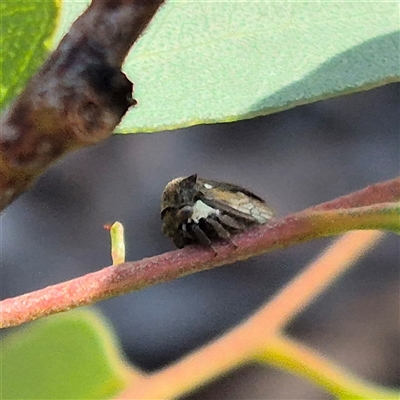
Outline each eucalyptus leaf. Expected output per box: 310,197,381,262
1,310,133,399
0,1,59,110
54,1,400,133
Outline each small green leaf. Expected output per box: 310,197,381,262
105,221,126,265
1,309,135,399
54,1,400,133
0,1,60,110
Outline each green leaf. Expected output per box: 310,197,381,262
0,1,60,110
54,1,400,133
108,221,126,265
1,309,135,399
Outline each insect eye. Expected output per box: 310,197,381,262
161,207,174,219
177,205,193,222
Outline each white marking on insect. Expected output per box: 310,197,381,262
203,183,213,189
189,200,219,223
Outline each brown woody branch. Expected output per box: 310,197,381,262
0,0,165,211
0,177,398,328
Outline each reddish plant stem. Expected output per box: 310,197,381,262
0,0,165,211
311,176,400,210
0,177,398,328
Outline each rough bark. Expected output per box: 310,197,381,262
0,0,165,211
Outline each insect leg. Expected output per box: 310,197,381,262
173,231,188,249
206,218,238,249
189,224,212,247
218,214,246,231
206,218,230,239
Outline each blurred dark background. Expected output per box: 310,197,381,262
1,83,399,399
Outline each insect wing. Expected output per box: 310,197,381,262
200,185,274,225
197,178,266,203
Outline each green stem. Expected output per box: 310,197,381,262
307,202,400,235
257,335,399,399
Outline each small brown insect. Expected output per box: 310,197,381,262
161,174,274,248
